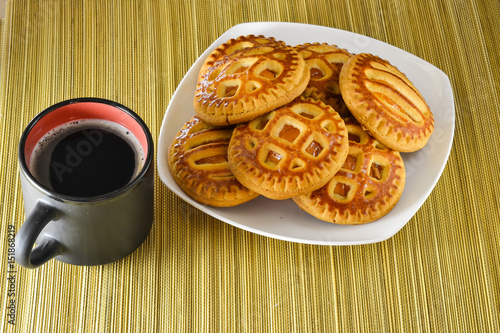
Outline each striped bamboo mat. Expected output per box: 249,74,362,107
0,0,499,331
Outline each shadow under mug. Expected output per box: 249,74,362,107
15,98,154,269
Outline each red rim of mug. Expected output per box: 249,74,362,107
19,98,154,201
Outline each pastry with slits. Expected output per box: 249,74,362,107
168,116,259,207
194,35,310,126
228,97,348,200
339,53,434,152
295,43,353,117
293,118,405,224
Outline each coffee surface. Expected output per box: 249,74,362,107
49,129,135,196
30,119,144,197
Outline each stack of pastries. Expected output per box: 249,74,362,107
168,35,434,225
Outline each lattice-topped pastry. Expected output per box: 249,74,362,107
194,35,310,126
198,35,286,81
168,116,259,207
339,53,434,152
295,43,353,117
228,97,348,200
293,118,405,224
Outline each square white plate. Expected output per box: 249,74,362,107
157,22,455,245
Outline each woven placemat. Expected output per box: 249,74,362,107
0,0,498,331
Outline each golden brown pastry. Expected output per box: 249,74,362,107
194,35,310,126
168,116,259,207
293,118,405,224
295,43,353,117
228,97,348,200
198,35,286,82
339,53,434,152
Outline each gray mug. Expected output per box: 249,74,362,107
15,98,154,269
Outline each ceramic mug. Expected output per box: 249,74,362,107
15,98,154,269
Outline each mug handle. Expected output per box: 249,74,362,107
15,201,64,269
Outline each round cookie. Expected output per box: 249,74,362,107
168,116,259,207
198,35,286,82
339,53,434,152
194,35,310,126
228,97,348,200
293,118,406,224
295,43,353,118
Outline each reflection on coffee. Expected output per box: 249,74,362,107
30,119,144,197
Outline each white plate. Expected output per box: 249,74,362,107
157,22,455,245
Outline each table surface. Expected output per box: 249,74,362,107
0,0,499,331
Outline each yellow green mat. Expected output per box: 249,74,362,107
0,0,499,331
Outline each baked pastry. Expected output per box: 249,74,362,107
339,53,434,152
295,43,353,117
194,35,310,126
168,116,259,207
293,118,405,224
228,97,348,200
197,35,286,82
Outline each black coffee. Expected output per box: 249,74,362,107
49,129,135,196
30,120,144,197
